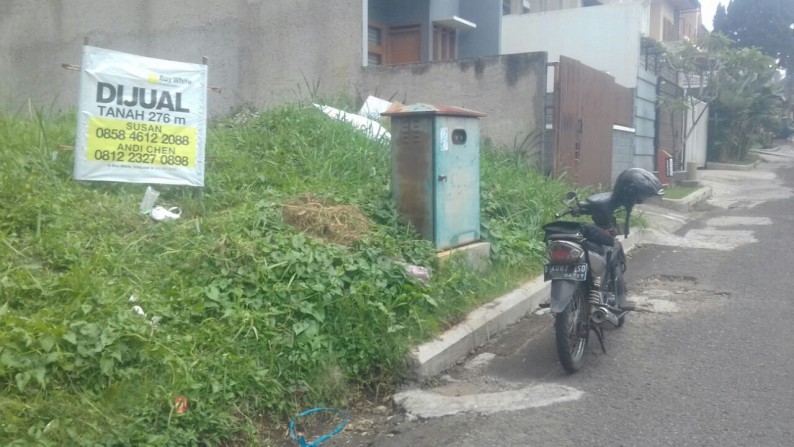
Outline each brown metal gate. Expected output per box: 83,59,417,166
550,56,633,188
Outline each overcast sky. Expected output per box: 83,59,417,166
699,0,728,30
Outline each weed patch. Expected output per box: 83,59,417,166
663,186,699,199
1,103,572,445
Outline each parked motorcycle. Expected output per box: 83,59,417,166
541,168,663,373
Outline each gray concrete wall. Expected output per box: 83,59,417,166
612,128,635,183
359,52,548,151
2,1,547,151
0,0,364,115
459,0,502,59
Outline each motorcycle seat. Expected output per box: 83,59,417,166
585,192,612,205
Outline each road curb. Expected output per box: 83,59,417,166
406,228,646,382
661,185,713,212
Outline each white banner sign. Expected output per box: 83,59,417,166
74,46,207,186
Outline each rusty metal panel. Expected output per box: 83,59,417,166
552,56,619,188
382,103,486,118
391,116,434,240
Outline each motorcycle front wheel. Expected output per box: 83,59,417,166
554,284,589,373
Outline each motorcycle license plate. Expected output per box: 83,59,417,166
544,264,588,281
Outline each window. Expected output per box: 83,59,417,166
367,21,423,66
368,22,386,65
433,25,456,61
389,24,422,65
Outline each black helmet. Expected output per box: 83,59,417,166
611,168,664,237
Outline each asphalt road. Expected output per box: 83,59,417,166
359,158,794,446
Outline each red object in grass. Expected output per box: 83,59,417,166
174,395,188,414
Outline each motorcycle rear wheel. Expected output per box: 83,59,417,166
554,285,588,373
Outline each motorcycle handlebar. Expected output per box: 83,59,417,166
554,208,574,219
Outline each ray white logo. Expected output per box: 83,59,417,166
147,73,193,86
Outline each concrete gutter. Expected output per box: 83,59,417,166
405,202,695,381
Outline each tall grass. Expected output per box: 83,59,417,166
0,103,572,446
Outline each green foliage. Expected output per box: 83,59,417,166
0,104,571,445
713,0,794,72
709,47,785,161
480,150,569,268
662,186,699,200
659,33,785,163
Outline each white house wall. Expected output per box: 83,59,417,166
648,0,676,41
684,101,708,168
501,2,645,88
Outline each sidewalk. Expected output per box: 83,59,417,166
404,142,794,381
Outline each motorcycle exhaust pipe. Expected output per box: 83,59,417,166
591,306,619,326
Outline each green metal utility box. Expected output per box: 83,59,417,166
382,104,485,251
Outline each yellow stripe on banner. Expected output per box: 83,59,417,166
87,117,197,168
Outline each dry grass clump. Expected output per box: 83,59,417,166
282,193,371,246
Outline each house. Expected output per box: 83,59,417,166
365,0,502,65
3,0,709,176
501,0,708,178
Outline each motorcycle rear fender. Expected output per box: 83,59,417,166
550,280,579,313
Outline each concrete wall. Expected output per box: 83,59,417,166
0,0,364,115
2,1,547,150
458,0,502,59
501,2,644,88
649,0,676,41
359,52,548,151
612,127,636,183
526,0,581,12
684,101,708,168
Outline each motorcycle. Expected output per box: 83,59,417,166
541,168,663,373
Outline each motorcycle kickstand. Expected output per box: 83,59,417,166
591,325,607,354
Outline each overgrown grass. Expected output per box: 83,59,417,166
663,185,699,199
0,104,572,446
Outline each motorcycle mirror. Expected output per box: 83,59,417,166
562,192,577,205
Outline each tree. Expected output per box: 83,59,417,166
709,47,785,161
712,0,794,72
712,0,793,140
712,4,728,32
660,34,785,163
656,34,730,165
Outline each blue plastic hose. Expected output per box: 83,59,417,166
289,407,350,447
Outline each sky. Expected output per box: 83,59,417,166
699,0,728,31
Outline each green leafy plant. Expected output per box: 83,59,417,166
0,103,573,446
